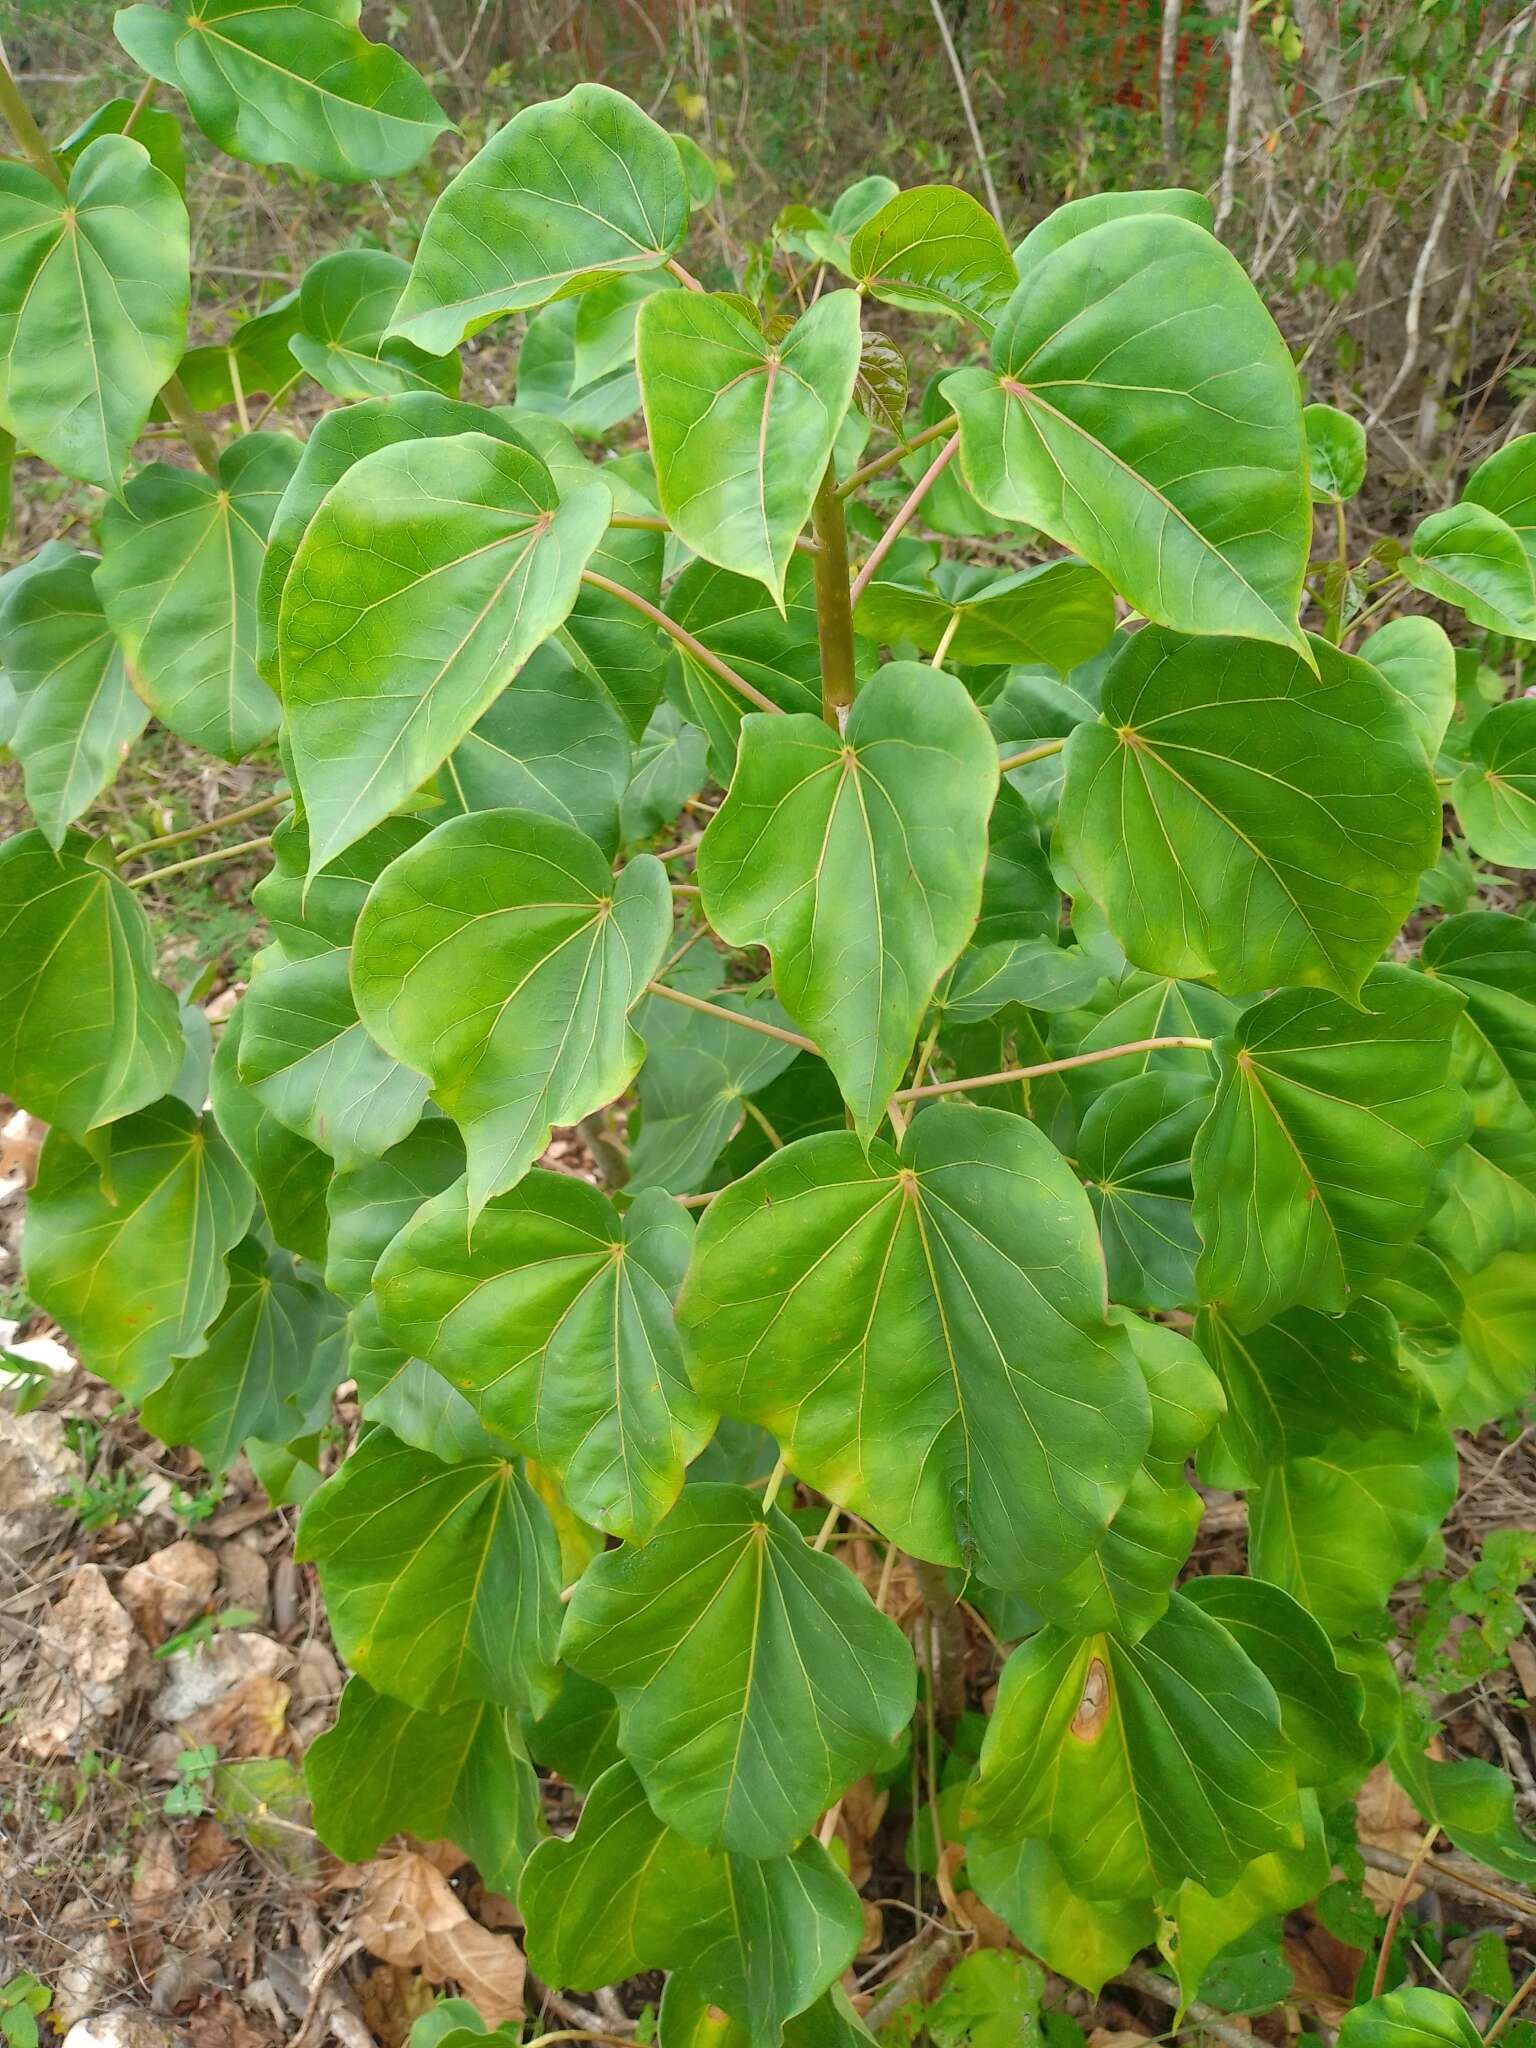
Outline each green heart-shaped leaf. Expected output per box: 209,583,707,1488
1,541,147,846
520,1760,862,2048
847,185,1018,329
295,1427,561,1711
1303,401,1367,502
1060,629,1441,999
698,663,996,1133
1200,1299,1424,1480
1358,614,1455,759
0,831,183,1137
0,136,187,492
390,84,687,354
966,1588,1298,1898
1249,1423,1458,1638
562,1482,915,1856
1463,432,1536,575
854,558,1115,672
1192,967,1468,1329
1403,503,1536,639
281,431,611,871
306,1675,540,1894
97,431,300,759
375,1172,710,1541
352,809,672,1211
324,1114,465,1305
113,0,448,182
639,289,861,601
943,214,1310,653
1078,1072,1211,1310
289,248,459,400
677,1105,1151,1598
141,1235,339,1470
1453,699,1536,865
25,1097,253,1398
239,951,430,1171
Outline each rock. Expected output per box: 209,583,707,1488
19,1564,148,1758
154,1631,288,1726
62,2013,186,2048
216,1538,269,1626
120,1542,218,1647
0,1408,78,1552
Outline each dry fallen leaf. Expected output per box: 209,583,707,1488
356,1962,438,2048
1356,1758,1432,1907
354,1851,525,2026
1284,1923,1364,2023
120,1540,219,1646
190,1673,291,1758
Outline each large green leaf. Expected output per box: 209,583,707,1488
1455,1251,1536,1429
1249,1423,1459,1638
965,1589,1297,1899
1078,1073,1211,1311
965,1835,1155,1998
1164,1794,1329,2014
627,980,800,1195
1337,1990,1483,2048
677,1105,1151,1599
281,431,610,872
437,642,631,857
390,84,688,354
698,664,996,1134
562,1482,914,1856
0,543,148,845
113,0,448,182
639,289,862,601
256,392,516,682
846,185,1018,329
0,831,183,1137
1421,912,1536,1109
853,559,1115,672
1013,188,1213,271
663,555,824,773
943,214,1310,653
351,810,671,1212
252,808,428,962
1402,504,1536,640
288,249,458,400
1047,1314,1224,1640
1180,1576,1371,1789
97,431,299,759
141,1236,338,1470
1463,432,1536,574
1191,968,1467,1328
209,1008,330,1263
1200,1300,1423,1482
520,1760,862,2048
306,1675,540,1894
58,96,187,189
1060,629,1441,1000
324,1115,464,1305
374,1172,711,1541
25,1097,252,1399
0,136,187,492
1452,700,1536,865
294,1427,560,1712
1358,615,1456,759
239,950,429,1171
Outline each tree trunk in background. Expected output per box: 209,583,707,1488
1158,0,1182,174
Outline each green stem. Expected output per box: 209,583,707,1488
126,835,272,889
740,1095,784,1149
836,413,958,498
892,1034,1213,1103
119,790,287,860
580,570,780,715
810,459,858,727
848,433,959,605
0,51,67,192
997,736,1065,773
645,979,819,1053
157,374,222,479
120,76,157,139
